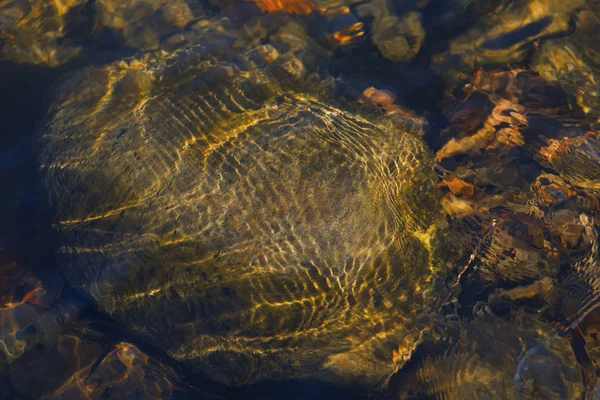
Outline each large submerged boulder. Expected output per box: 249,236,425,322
40,18,451,387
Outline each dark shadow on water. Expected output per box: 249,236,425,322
0,61,64,267
229,379,370,400
481,16,553,50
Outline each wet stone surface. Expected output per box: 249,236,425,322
40,17,452,386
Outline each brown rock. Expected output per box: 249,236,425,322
441,177,476,197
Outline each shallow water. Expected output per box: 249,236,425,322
1,1,599,399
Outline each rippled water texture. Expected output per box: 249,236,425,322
1,1,600,399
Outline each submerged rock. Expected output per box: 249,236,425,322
40,18,453,387
431,0,583,87
531,6,600,126
0,0,212,66
515,338,584,400
9,335,183,399
0,0,85,66
371,10,424,63
390,311,583,400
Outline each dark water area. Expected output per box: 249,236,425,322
1,1,600,399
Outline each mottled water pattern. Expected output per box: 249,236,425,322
1,0,600,399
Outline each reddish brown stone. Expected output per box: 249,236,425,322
441,177,476,197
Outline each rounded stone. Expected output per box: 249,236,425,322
41,36,449,386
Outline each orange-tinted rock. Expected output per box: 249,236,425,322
329,22,364,46
358,86,427,136
441,177,476,197
491,276,557,303
436,121,525,163
440,192,506,220
362,86,396,105
250,0,319,15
